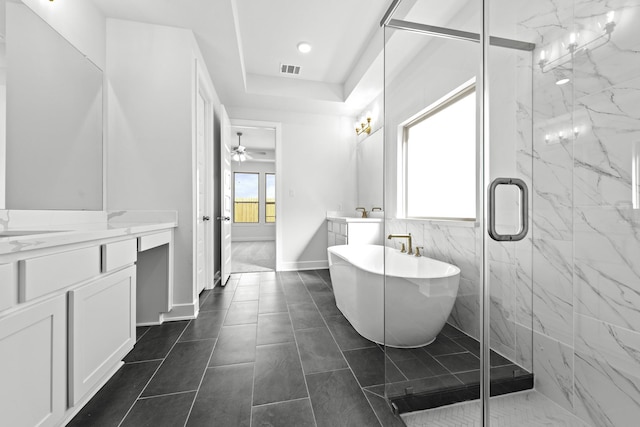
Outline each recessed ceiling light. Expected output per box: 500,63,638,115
297,42,312,54
556,78,570,86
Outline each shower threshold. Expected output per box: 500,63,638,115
368,323,534,415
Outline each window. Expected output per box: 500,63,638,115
403,84,476,220
265,173,276,223
233,173,259,223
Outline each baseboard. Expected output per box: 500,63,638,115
232,237,276,242
162,301,198,322
278,259,329,271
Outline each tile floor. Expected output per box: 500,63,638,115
68,269,531,427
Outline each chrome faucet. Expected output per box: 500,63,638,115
388,233,412,255
356,207,368,218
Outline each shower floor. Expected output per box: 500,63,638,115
365,323,533,415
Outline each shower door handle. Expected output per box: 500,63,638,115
487,177,529,242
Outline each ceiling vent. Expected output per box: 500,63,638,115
280,64,301,75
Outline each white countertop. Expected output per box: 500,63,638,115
0,210,177,256
326,216,384,223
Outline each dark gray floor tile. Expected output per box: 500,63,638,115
307,286,333,300
277,271,301,282
306,369,380,427
136,326,151,342
142,339,215,397
313,295,342,318
282,283,313,304
295,327,348,374
224,301,259,325
198,289,212,307
258,293,288,314
325,314,376,351
68,360,161,427
343,347,405,387
423,335,466,357
233,285,260,301
395,357,441,381
407,349,449,376
298,270,325,284
257,312,294,345
238,274,261,285
364,390,405,427
455,364,529,386
187,364,253,427
453,335,480,356
253,342,307,405
251,398,316,427
179,310,226,342
440,322,468,339
435,351,480,374
210,324,257,366
200,292,234,311
288,302,325,330
490,350,513,367
383,346,419,363
259,280,284,295
124,321,188,362
121,391,195,427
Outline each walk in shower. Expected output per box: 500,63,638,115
376,0,640,425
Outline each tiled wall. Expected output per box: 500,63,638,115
516,0,640,425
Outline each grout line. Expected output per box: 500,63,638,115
138,389,198,400
116,353,166,427
183,279,242,426
285,270,319,427
135,326,152,343
302,277,383,426
251,396,310,409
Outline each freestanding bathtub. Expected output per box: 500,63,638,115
327,244,460,348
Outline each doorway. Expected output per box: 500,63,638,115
228,120,280,273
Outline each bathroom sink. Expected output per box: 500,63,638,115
0,230,65,237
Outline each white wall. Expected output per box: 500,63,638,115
231,160,276,241
228,106,357,270
21,0,106,69
106,19,218,311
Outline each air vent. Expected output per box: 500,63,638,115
280,64,301,75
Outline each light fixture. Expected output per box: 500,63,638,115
355,116,372,136
232,132,250,162
297,42,312,54
538,10,616,75
556,77,571,85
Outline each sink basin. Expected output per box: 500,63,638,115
0,230,65,237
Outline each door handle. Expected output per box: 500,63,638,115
202,216,211,221
216,216,231,222
488,177,529,242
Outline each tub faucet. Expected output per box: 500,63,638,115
388,233,412,255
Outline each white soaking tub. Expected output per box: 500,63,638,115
327,245,460,348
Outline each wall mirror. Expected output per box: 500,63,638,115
0,0,103,210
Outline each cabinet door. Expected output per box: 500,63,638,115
336,234,348,246
328,231,336,247
0,295,66,427
68,266,136,405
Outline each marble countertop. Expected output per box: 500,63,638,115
0,210,177,256
326,216,384,223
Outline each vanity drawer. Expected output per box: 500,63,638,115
19,246,101,302
138,231,171,252
102,239,137,273
339,223,348,236
327,221,334,232
0,263,17,312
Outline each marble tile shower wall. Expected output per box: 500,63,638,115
516,0,640,425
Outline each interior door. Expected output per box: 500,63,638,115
195,90,208,294
219,105,232,285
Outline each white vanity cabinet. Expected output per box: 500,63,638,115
0,295,67,427
327,218,383,247
0,236,140,427
68,266,136,406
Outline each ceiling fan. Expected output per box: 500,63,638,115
232,132,252,162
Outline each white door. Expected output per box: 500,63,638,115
195,88,210,294
219,105,232,285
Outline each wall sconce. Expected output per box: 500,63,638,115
544,126,580,144
538,10,616,76
355,117,372,136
